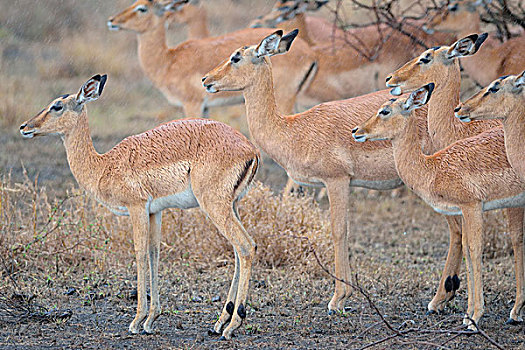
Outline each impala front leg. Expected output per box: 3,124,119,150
507,207,525,324
428,215,462,314
143,211,162,334
326,178,351,314
461,204,484,330
129,206,150,334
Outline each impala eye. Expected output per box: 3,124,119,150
379,109,390,116
50,101,63,112
136,5,148,13
488,86,499,93
231,52,241,64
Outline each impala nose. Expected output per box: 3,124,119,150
202,76,207,82
20,123,27,130
386,76,392,82
454,106,461,112
351,127,358,134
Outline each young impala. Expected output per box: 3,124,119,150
385,33,525,316
107,0,317,117
456,72,525,180
202,29,433,314
424,0,525,86
19,75,260,340
353,83,525,329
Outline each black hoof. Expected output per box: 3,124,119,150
208,329,221,336
506,318,522,326
219,336,227,341
140,330,153,335
426,309,438,316
328,309,336,316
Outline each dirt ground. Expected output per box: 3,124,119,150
1,0,525,349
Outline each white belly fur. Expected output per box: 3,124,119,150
430,191,525,216
148,185,199,214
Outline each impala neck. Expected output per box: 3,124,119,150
501,103,525,178
242,63,291,166
185,6,209,39
62,109,104,195
392,115,435,192
137,18,170,86
287,14,314,46
427,63,462,150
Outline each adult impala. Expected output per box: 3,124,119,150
202,29,433,313
108,0,317,117
19,75,260,340
424,0,525,86
385,33,525,316
353,83,525,329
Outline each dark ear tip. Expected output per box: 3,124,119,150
427,82,435,94
276,29,284,36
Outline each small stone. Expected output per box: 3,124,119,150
211,295,221,302
192,296,203,302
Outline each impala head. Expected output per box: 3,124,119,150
107,0,189,33
352,83,434,142
166,0,199,24
202,29,299,93
454,71,525,122
20,75,107,138
250,0,328,28
423,0,487,35
385,33,487,95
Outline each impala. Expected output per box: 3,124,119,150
202,29,433,314
386,33,525,315
353,83,525,329
424,0,525,86
107,0,317,117
19,75,260,340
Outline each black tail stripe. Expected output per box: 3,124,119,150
233,158,254,193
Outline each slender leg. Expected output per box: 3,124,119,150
461,204,484,330
428,216,463,313
128,206,150,334
507,207,525,324
212,248,240,334
325,178,351,313
143,211,163,333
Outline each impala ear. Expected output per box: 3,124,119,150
447,33,487,59
404,83,434,111
255,30,283,57
162,0,189,12
76,74,107,105
514,71,525,90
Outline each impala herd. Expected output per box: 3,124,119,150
16,0,525,341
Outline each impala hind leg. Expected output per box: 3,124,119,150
508,207,525,324
205,204,256,340
326,178,352,313
143,211,163,334
428,216,462,314
461,204,484,330
128,206,150,334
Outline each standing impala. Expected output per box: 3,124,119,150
202,29,432,313
353,84,525,329
424,0,525,86
385,33,525,316
456,72,525,180
107,0,317,117
19,75,260,340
